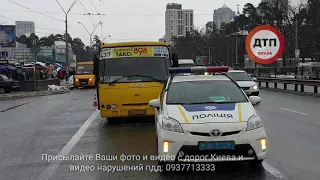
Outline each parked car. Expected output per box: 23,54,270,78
0,74,20,93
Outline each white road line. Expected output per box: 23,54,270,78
262,162,286,179
281,108,309,116
37,109,99,180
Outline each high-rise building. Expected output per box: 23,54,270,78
213,4,236,30
15,21,35,38
165,3,193,44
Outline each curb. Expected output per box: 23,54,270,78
0,90,71,101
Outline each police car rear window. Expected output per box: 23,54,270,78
166,80,248,104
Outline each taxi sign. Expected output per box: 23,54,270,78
100,46,169,59
245,25,284,64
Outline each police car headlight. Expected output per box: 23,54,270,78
252,85,258,90
162,117,184,133
246,114,263,131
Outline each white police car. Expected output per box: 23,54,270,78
226,70,259,96
149,66,267,166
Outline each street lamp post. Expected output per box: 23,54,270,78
56,0,78,77
101,35,111,43
78,22,102,60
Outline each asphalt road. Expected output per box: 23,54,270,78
0,89,319,180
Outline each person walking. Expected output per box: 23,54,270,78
59,70,64,81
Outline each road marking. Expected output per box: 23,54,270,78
262,162,286,179
0,100,34,112
281,108,309,115
37,109,99,180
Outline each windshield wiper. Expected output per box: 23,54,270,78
108,75,164,85
129,75,165,82
108,76,127,85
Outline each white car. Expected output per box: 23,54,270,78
149,66,267,166
226,70,259,96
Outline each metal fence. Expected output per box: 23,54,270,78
243,66,320,79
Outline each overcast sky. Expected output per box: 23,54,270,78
0,0,261,45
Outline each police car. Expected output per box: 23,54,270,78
226,70,259,96
149,66,267,166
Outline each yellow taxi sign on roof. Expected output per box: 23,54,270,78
77,61,93,65
101,41,169,48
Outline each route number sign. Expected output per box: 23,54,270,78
245,25,284,64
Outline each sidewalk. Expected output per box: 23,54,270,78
0,83,72,101
60,76,75,89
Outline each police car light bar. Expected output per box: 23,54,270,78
169,66,229,74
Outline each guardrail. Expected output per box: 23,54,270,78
243,66,320,80
255,77,320,95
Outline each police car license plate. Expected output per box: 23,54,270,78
199,141,235,150
128,110,146,116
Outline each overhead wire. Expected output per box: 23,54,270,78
90,0,103,37
4,1,87,39
78,0,95,26
7,0,64,22
0,9,215,16
0,13,87,39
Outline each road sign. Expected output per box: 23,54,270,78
1,51,8,58
195,56,207,66
31,46,41,55
245,25,284,64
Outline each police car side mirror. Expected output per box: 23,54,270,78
249,96,261,105
149,99,160,108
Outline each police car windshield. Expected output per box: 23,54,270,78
166,80,248,104
226,72,252,81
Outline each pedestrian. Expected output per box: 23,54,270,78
59,70,64,81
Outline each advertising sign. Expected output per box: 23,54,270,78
100,46,169,59
195,56,207,66
245,25,284,64
0,25,15,47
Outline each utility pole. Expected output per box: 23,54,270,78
235,4,240,67
56,0,78,77
208,47,211,66
294,13,299,66
81,13,106,59
78,22,102,61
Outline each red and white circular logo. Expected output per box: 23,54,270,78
245,25,284,64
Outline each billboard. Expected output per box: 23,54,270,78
0,25,15,47
195,56,207,66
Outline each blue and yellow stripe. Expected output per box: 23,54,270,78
177,105,190,123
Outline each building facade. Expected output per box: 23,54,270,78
54,41,73,66
15,21,35,38
14,46,54,63
165,3,193,44
213,4,236,30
